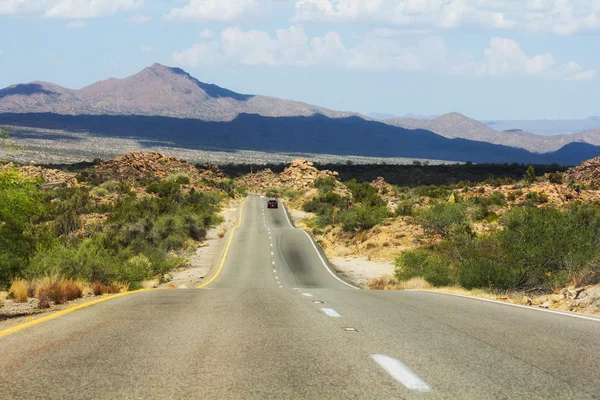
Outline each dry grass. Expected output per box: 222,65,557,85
91,282,121,296
34,277,84,305
142,279,159,289
368,276,433,291
9,279,29,303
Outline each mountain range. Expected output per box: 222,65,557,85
383,113,600,153
1,63,599,165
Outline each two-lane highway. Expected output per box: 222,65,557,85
1,194,599,399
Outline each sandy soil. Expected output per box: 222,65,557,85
161,199,243,288
288,206,397,288
330,257,395,288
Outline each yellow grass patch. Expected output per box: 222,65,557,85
9,279,29,303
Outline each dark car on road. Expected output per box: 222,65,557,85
267,199,278,209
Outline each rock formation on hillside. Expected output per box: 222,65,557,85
279,159,339,190
85,152,216,182
565,156,600,186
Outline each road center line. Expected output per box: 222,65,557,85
370,355,431,392
321,308,341,317
302,293,313,297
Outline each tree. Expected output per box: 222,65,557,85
524,165,536,184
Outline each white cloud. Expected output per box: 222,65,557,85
172,25,447,70
0,0,144,19
293,0,600,35
126,14,151,23
164,0,258,21
199,29,215,39
66,20,85,28
172,27,595,82
453,37,595,80
140,45,152,53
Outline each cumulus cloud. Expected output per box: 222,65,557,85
164,0,258,21
173,26,447,70
294,0,600,35
66,20,85,28
0,0,143,19
172,27,595,81
453,37,596,80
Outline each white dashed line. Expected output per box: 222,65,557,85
371,355,431,393
271,251,274,256
321,308,341,318
272,261,275,265
302,293,313,297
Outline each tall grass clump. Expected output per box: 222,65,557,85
9,279,29,303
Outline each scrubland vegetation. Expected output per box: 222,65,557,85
294,165,600,293
0,163,227,306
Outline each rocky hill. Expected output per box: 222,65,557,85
0,64,356,122
85,152,223,183
384,112,587,153
565,156,600,186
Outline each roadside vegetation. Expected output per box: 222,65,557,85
264,162,600,297
0,155,236,308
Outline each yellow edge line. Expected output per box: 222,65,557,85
197,198,246,289
0,289,153,339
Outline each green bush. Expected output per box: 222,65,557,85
549,172,564,184
416,203,470,238
525,191,549,204
346,180,386,207
395,249,453,287
314,177,337,192
91,187,108,198
396,201,415,217
339,205,388,231
414,185,450,199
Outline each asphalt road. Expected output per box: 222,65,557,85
1,194,600,399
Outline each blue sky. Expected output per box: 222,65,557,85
0,0,599,120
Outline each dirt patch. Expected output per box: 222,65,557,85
330,257,396,288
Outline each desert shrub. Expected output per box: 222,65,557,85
396,201,415,217
346,180,386,207
549,172,564,184
9,279,29,302
395,249,452,287
507,192,518,202
416,203,470,238
55,210,82,235
314,177,337,192
100,180,120,192
167,173,191,185
339,205,388,231
498,204,600,288
414,185,450,199
91,187,108,198
525,191,549,204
